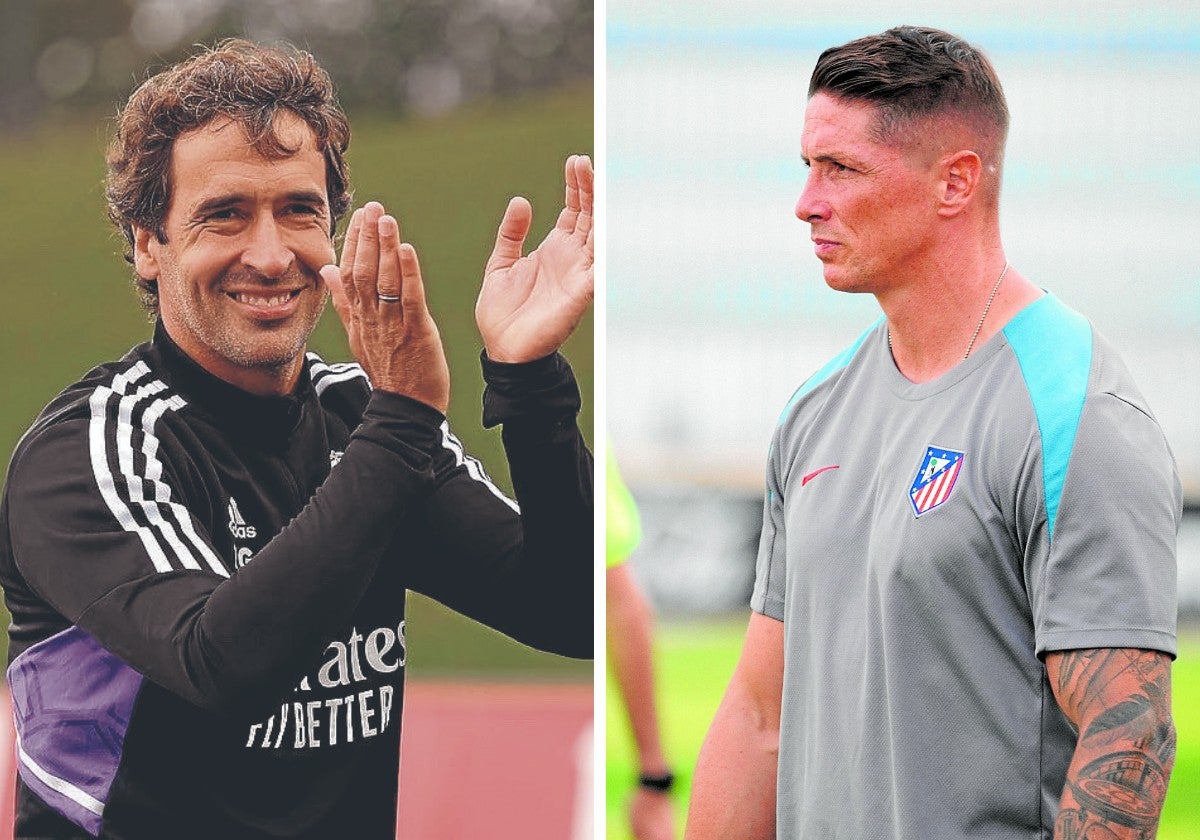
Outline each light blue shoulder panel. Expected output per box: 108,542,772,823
777,319,882,426
1002,295,1093,542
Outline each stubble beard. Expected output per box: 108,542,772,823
164,265,328,377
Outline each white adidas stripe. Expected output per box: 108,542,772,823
87,362,228,578
116,382,202,572
439,423,520,513
307,354,371,396
135,394,228,577
89,363,173,573
313,368,370,396
308,357,518,512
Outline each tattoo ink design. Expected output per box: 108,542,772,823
1084,698,1151,742
1052,649,1175,839
1073,751,1166,829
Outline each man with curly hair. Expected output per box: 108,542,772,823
0,40,593,839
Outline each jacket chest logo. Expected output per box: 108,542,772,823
908,446,965,517
227,496,257,567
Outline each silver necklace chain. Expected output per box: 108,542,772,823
888,261,1010,361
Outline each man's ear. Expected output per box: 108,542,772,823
936,150,982,218
132,224,161,280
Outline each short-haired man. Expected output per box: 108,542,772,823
686,26,1178,839
0,40,593,838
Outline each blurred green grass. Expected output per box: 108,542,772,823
0,84,592,680
605,619,1200,839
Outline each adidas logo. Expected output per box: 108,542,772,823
330,450,344,468
228,496,257,540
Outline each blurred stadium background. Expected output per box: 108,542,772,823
606,2,1200,838
0,1,592,838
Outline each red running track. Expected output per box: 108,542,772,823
0,681,592,839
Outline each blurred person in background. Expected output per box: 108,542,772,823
686,26,1178,840
0,40,593,839
607,445,676,840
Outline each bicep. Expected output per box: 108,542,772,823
8,421,224,622
728,611,785,724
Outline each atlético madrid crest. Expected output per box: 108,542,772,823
909,446,965,517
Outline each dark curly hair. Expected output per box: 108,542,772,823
105,39,352,313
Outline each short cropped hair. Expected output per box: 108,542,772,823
809,26,1009,175
105,39,352,313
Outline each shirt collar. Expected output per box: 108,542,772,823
151,320,313,444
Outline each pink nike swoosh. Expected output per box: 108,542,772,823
802,465,840,486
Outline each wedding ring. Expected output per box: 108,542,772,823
377,294,401,302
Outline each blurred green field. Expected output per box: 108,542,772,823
0,85,592,680
606,619,1200,839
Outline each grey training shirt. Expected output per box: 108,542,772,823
752,294,1179,839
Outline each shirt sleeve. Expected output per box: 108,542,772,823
7,389,445,715
750,428,787,621
399,351,593,659
1027,390,1180,658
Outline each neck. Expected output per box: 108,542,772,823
198,352,304,397
881,248,1041,383
159,324,305,398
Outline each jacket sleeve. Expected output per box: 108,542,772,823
7,388,445,715
399,351,593,659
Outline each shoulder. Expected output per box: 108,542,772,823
776,319,884,434
5,344,206,523
999,293,1160,452
999,295,1094,464
1000,294,1176,537
11,344,165,466
1001,293,1094,406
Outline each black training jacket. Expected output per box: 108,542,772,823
0,323,592,839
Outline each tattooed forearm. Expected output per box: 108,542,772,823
1048,648,1175,840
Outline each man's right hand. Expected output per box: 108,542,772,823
321,202,451,413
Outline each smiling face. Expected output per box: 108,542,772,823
133,113,335,395
795,92,943,295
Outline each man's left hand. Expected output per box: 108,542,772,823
475,154,594,363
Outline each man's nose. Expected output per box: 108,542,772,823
795,175,831,223
242,216,295,278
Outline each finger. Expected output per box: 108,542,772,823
376,215,402,306
320,264,351,323
338,208,363,308
353,201,385,308
398,242,429,314
485,196,532,275
564,154,580,212
574,155,594,239
557,154,581,233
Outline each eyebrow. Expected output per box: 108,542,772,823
803,153,844,166
190,190,328,218
280,190,329,209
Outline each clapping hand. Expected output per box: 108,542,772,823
320,202,451,413
475,155,595,363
